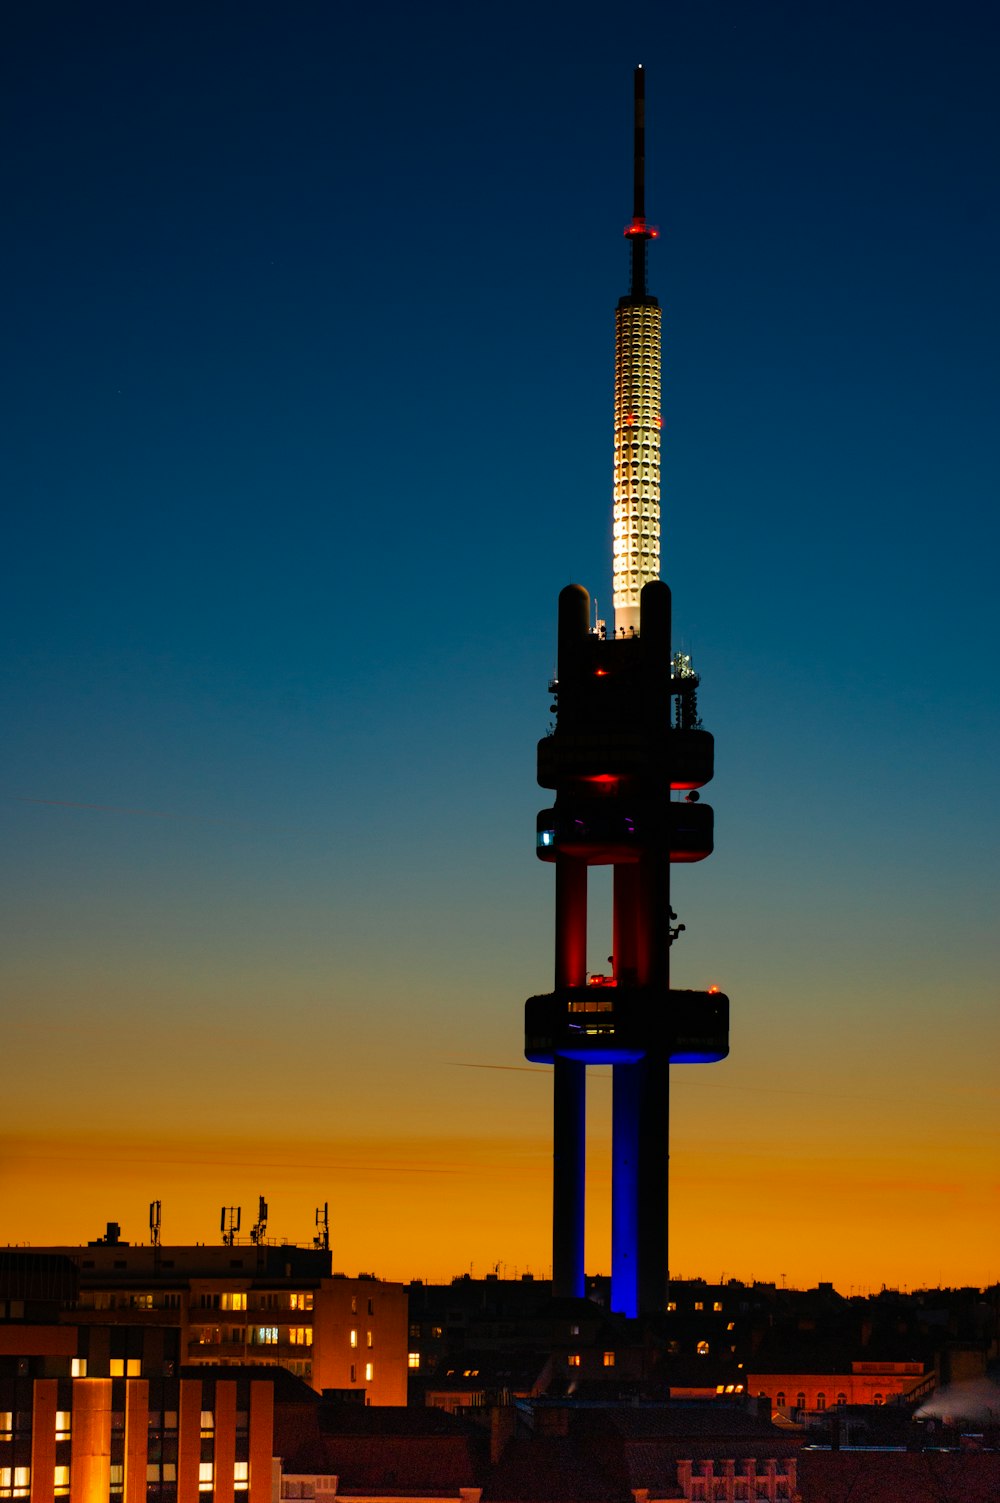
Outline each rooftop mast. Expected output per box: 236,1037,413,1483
629,63,651,298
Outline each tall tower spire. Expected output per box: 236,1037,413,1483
613,65,662,636
526,67,730,1322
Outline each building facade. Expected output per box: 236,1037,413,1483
28,1242,407,1405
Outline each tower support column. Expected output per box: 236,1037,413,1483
611,862,640,1315
611,1061,640,1317
552,856,587,1299
553,1057,586,1299
635,1051,670,1315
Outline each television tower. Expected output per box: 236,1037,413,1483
525,67,730,1319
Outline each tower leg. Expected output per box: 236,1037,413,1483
611,1062,640,1316
635,1053,670,1315
635,843,672,1315
553,1058,586,1299
552,857,587,1299
611,862,640,1315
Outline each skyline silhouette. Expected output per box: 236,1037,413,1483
3,0,998,1290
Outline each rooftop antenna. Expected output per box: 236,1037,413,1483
314,1202,330,1252
249,1195,268,1245
149,1200,161,1248
220,1206,241,1247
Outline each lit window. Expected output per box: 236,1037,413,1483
666,1302,677,1313
431,1326,442,1340
0,1414,11,1439
567,1354,581,1368
289,1292,313,1311
697,1341,709,1356
366,1330,373,1348
220,1292,247,1311
163,1412,177,1431
55,1411,71,1439
350,1297,357,1314
199,1461,213,1492
200,1410,214,1437
54,1464,70,1497
365,1362,374,1382
234,1460,249,1491
408,1353,421,1369
71,1359,87,1377
289,1327,312,1345
726,1322,735,1331
349,1329,358,1348
13,1467,30,1498
127,1359,140,1377
602,1352,615,1368
713,1301,723,1312
110,1359,124,1377
256,1327,278,1344
694,1301,704,1311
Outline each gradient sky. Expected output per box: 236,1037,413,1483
3,0,998,1293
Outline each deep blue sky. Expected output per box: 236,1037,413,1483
3,0,998,1285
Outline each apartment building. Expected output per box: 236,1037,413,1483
28,1239,406,1404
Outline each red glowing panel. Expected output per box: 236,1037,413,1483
707,985,720,995
593,668,609,677
623,219,659,239
583,774,618,783
625,413,635,425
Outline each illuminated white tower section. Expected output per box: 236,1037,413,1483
612,64,662,638
612,302,662,634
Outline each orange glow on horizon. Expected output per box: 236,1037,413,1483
2,1100,997,1296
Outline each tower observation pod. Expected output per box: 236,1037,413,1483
525,69,730,1321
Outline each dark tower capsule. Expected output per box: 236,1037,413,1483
525,69,730,1319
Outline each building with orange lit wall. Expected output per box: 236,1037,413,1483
0,1370,283,1503
747,1360,932,1414
28,1243,407,1405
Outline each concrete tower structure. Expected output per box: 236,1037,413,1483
525,69,730,1320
